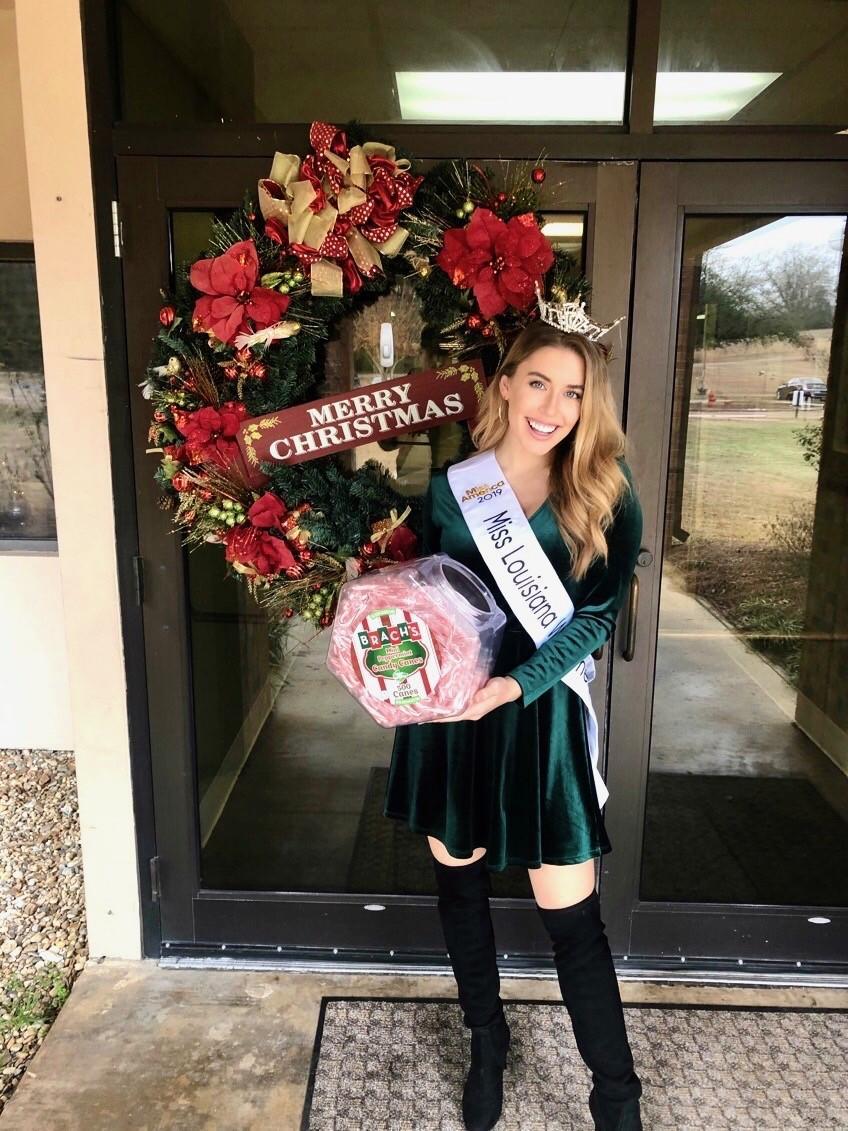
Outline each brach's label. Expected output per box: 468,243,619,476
326,553,507,728
352,607,441,706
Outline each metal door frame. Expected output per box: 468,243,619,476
117,154,639,961
603,160,848,976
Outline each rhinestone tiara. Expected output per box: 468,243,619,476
534,284,626,342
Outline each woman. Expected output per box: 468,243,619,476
382,318,645,1131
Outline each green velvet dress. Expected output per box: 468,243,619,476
382,455,644,872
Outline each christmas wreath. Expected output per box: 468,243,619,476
143,121,587,631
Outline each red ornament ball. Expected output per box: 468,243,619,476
360,541,377,558
466,313,484,331
159,305,176,328
495,191,508,205
299,547,314,563
531,166,546,184
481,324,494,338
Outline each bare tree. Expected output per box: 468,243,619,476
751,244,836,332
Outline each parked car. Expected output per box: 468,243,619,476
775,378,827,402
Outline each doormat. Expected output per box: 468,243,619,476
299,997,848,1130
348,767,848,905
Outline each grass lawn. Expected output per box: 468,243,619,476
669,411,821,684
681,414,819,545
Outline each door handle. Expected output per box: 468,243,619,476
622,548,652,661
622,572,639,661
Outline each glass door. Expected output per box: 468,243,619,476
603,161,848,971
118,155,638,957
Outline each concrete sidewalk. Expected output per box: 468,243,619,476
2,960,846,1130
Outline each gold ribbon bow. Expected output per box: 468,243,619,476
369,505,412,553
258,141,414,298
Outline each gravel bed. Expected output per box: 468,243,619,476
0,748,88,1114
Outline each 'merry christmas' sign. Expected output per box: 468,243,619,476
237,360,486,468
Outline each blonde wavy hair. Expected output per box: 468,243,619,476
469,320,632,581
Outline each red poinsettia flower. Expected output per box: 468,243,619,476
189,239,291,346
436,207,554,321
223,525,295,578
247,492,288,530
173,400,249,470
163,441,188,464
217,400,249,437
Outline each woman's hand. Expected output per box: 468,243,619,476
428,675,523,723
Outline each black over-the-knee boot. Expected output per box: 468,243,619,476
433,855,511,1131
536,888,643,1131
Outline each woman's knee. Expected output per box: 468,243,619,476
527,857,596,909
427,835,487,867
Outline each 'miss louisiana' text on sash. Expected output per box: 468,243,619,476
480,508,562,631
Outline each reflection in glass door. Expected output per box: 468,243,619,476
643,213,848,909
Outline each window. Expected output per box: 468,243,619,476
655,0,848,127
117,1,631,126
0,249,56,544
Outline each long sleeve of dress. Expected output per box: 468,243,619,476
506,468,644,708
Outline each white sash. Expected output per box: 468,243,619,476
446,448,608,808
